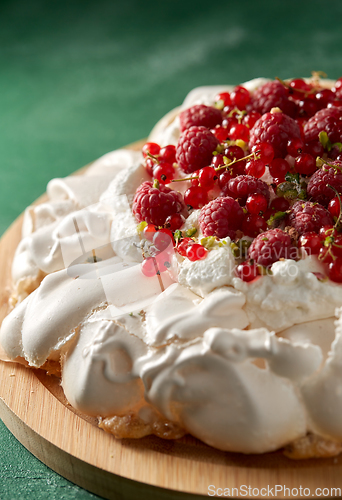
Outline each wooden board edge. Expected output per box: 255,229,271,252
0,395,206,500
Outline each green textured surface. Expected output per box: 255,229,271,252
0,0,342,498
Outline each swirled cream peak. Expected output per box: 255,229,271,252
138,325,321,453
62,315,147,417
233,257,342,331
1,260,175,367
145,283,248,346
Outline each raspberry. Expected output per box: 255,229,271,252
249,111,302,158
179,104,222,132
248,228,296,267
288,201,333,235
198,196,244,239
251,81,297,117
223,175,270,205
176,126,219,174
132,181,185,226
303,106,342,144
307,162,342,206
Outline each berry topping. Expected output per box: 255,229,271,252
184,185,208,209
249,110,302,158
269,158,290,183
177,237,194,257
332,77,342,100
230,86,250,110
165,213,185,231
176,126,219,174
215,92,231,108
235,261,260,282
186,243,208,261
294,153,316,176
159,145,176,163
251,80,297,117
288,201,333,235
242,213,267,237
303,106,342,145
198,196,244,239
142,142,160,158
223,175,270,204
307,162,342,206
132,181,185,226
248,228,296,267
298,232,322,255
328,258,342,283
179,104,222,132
245,158,265,178
246,193,268,214
229,123,250,142
287,137,304,157
251,142,274,163
153,161,175,184
328,197,340,218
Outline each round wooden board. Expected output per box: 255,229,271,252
1,141,342,500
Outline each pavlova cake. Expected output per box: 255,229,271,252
2,75,342,459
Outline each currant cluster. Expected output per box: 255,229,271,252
133,75,342,282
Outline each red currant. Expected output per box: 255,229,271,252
211,154,225,169
269,197,290,212
245,159,265,178
198,166,217,190
315,89,335,108
215,92,231,108
229,123,249,142
159,145,176,163
153,161,175,184
184,186,208,209
242,214,267,237
289,79,312,99
165,213,185,231
142,142,160,158
298,232,322,255
224,146,246,176
186,243,208,261
177,237,193,257
243,111,261,129
218,170,233,190
328,257,342,282
190,170,200,187
230,86,250,110
328,197,341,219
251,142,274,163
246,193,268,214
287,138,304,157
145,157,155,176
235,261,260,282
212,125,229,142
298,98,319,118
269,158,290,182
294,153,316,175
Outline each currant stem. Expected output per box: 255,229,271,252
275,76,318,97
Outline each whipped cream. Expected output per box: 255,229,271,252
178,238,236,296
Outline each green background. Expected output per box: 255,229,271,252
0,0,342,498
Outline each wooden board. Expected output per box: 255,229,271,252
1,141,342,500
